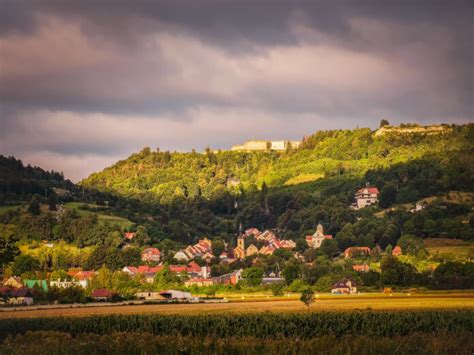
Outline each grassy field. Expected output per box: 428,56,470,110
0,204,23,215
424,238,473,259
64,202,134,228
1,293,473,319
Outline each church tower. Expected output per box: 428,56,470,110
237,235,245,250
316,223,324,237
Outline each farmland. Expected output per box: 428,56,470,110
1,309,473,354
1,293,473,319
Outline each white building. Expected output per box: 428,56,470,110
173,250,190,262
354,186,379,209
306,224,333,249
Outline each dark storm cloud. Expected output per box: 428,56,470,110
0,0,472,180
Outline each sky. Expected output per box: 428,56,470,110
0,0,473,182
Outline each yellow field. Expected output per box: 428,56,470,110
1,293,473,319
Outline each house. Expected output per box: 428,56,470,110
392,246,403,256
306,224,333,249
259,244,276,255
24,280,48,292
201,252,215,263
344,247,371,259
141,247,161,262
184,278,214,287
174,250,190,262
135,291,166,301
159,290,192,300
246,244,259,256
91,288,115,301
245,228,261,237
212,269,243,285
0,287,34,305
261,272,285,285
4,276,23,289
279,239,296,249
352,264,369,272
70,270,96,288
219,252,229,260
9,288,34,305
124,232,136,240
50,279,83,289
331,279,357,294
353,186,379,209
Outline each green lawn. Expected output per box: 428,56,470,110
64,202,134,228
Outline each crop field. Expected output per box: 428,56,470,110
1,293,473,319
1,296,473,353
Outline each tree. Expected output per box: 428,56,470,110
241,267,264,287
47,193,57,211
28,195,41,215
270,282,285,296
380,256,417,287
397,234,423,255
134,226,150,246
282,262,301,285
320,238,339,256
11,255,39,276
379,119,390,128
300,287,314,311
0,236,19,267
379,184,397,208
211,238,225,257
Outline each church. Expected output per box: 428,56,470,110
305,223,333,249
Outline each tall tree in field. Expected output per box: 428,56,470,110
300,287,315,311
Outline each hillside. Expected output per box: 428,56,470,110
0,156,76,203
82,124,473,203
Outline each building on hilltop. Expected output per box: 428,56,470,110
231,140,301,152
352,184,379,209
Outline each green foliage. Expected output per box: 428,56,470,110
2,311,472,340
241,267,264,287
11,254,39,276
380,256,417,287
1,331,473,354
300,287,315,310
27,195,41,215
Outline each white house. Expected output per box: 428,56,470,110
173,250,190,262
354,186,379,209
50,279,84,289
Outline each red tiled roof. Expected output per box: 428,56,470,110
357,187,379,194
124,232,136,240
142,247,161,255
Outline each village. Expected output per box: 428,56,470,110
0,186,411,307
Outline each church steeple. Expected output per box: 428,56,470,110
237,235,245,250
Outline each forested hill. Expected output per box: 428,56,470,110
0,156,76,203
81,123,474,204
